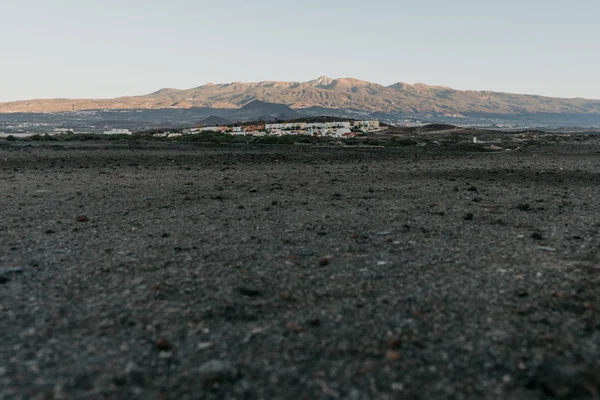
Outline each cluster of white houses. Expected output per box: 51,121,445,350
166,120,380,138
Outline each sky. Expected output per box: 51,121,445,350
1,0,599,102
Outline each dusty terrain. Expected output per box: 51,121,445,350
1,139,600,399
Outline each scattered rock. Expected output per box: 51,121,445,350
125,362,145,386
537,246,556,252
531,232,543,240
197,342,214,351
0,267,23,284
517,203,531,211
249,187,257,193
279,291,293,301
199,360,237,385
464,213,474,221
0,267,23,275
526,358,600,399
286,322,303,332
467,186,478,192
155,338,172,351
237,287,262,297
76,215,89,222
319,257,331,266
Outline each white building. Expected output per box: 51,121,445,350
103,129,132,135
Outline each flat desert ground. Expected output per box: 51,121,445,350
1,139,600,399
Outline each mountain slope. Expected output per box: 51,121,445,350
1,77,599,114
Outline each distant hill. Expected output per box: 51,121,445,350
197,115,232,127
232,100,300,119
1,76,600,115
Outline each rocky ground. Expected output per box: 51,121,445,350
1,139,600,399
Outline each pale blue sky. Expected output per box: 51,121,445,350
1,0,598,101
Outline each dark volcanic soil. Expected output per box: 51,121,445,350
1,141,600,399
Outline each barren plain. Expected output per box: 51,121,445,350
1,138,600,399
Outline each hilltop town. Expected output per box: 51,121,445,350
152,119,381,138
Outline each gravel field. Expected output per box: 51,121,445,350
1,140,600,399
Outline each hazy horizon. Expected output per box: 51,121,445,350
1,0,598,102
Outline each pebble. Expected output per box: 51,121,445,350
0,267,24,284
319,257,331,266
155,338,172,351
463,213,474,221
237,287,263,297
196,342,214,351
527,359,600,398
537,246,556,252
199,360,237,384
0,267,24,275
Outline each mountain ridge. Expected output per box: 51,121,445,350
1,76,599,115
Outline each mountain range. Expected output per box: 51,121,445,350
1,76,600,116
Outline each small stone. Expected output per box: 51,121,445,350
0,267,23,275
527,358,600,399
463,213,474,221
45,229,55,234
125,362,145,386
537,246,556,252
197,342,214,351
517,203,531,211
319,257,331,266
237,287,262,297
467,186,478,192
279,291,293,301
76,215,89,222
199,360,237,384
249,187,257,193
155,338,172,351
531,232,543,240
286,322,303,332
